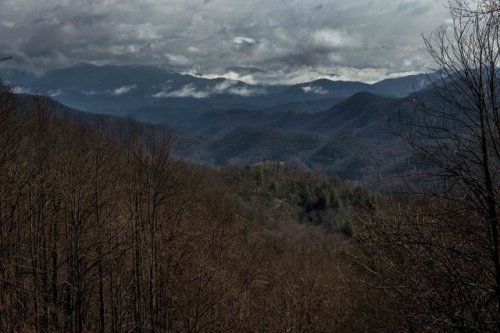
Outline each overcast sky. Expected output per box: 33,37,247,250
0,0,451,84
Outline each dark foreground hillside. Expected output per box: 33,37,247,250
0,84,388,332
2,72,499,332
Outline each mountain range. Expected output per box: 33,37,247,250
0,63,437,186
1,63,431,116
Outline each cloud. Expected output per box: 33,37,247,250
397,0,432,16
227,86,266,96
132,23,161,40
113,85,137,95
48,89,63,97
212,80,235,93
1,20,14,28
232,36,257,50
12,86,32,94
0,0,450,83
154,80,266,99
213,80,265,96
154,84,210,99
165,53,192,66
184,70,259,85
312,29,360,49
302,86,328,95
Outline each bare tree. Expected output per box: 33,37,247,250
355,0,500,330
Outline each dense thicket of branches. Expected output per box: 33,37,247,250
354,0,500,331
0,85,387,332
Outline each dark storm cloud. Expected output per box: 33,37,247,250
0,0,450,83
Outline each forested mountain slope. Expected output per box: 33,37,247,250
0,83,384,332
4,81,423,185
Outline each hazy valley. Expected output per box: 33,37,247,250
1,63,436,185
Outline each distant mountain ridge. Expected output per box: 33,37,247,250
1,64,434,119
0,64,439,186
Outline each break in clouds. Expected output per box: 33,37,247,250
0,0,450,84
